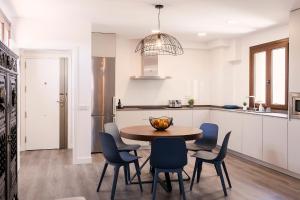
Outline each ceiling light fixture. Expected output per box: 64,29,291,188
198,32,207,37
135,4,184,56
227,20,238,24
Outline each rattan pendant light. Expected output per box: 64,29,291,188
135,4,184,56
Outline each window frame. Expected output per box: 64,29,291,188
249,38,289,110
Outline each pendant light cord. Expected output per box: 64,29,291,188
158,7,161,31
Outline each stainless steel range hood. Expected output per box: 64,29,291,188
130,55,171,80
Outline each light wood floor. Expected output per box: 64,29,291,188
19,149,300,200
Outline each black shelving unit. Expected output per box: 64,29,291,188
0,41,18,200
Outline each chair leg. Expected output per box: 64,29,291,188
111,166,120,200
97,162,108,192
178,170,186,200
152,169,159,200
190,159,198,191
214,163,220,176
196,160,203,183
123,165,128,185
222,161,232,188
134,150,138,156
134,160,143,192
126,163,131,183
215,162,228,196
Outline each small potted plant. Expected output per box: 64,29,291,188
188,99,194,107
242,102,247,111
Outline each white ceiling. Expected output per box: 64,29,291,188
6,0,300,42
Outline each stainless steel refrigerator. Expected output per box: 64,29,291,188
91,57,116,153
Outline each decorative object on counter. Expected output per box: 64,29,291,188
188,99,194,107
266,107,271,112
222,105,239,109
149,116,173,131
117,99,123,109
135,4,183,56
258,103,265,112
242,102,248,111
168,100,182,108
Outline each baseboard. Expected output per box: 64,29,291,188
226,149,300,180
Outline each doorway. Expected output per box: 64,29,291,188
22,54,69,150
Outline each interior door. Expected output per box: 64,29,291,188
25,58,60,150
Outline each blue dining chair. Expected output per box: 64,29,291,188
97,132,143,200
186,123,219,182
150,137,187,200
104,122,141,183
186,123,219,152
190,132,232,196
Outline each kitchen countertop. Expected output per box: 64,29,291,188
117,105,288,118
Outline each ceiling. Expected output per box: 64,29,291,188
6,0,300,42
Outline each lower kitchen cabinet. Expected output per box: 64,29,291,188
192,109,210,128
288,119,300,174
263,116,288,169
242,114,263,159
168,110,193,127
210,110,243,152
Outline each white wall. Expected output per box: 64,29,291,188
115,25,289,107
115,35,212,105
14,18,92,164
210,25,289,106
289,9,300,92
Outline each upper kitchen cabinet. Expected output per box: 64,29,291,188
92,33,116,57
263,116,288,169
289,9,300,92
192,109,210,128
169,110,193,127
288,119,300,174
242,114,263,160
210,110,243,152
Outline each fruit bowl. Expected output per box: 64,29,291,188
149,116,173,131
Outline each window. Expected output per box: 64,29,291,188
250,39,289,110
0,9,11,47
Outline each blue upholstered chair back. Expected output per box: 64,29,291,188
150,137,187,169
104,122,124,146
99,132,123,163
215,132,231,161
195,123,219,147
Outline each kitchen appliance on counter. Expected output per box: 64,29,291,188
91,57,116,153
168,100,182,108
289,92,300,119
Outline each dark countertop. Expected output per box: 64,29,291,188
116,105,288,118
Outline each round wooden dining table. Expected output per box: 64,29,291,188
120,125,203,141
120,125,203,192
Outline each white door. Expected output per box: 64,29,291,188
25,58,60,150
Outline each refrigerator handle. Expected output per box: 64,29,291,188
112,96,117,115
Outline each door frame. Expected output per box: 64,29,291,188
19,49,77,153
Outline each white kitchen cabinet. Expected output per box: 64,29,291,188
288,119,300,174
263,116,288,169
210,110,226,145
242,114,263,159
140,110,170,124
168,110,193,127
192,109,210,128
210,110,243,152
